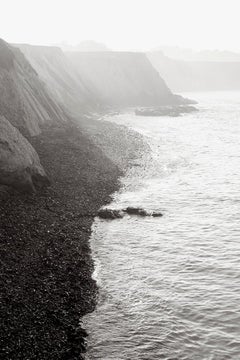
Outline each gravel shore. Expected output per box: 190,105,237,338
0,116,148,359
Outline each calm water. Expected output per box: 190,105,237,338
85,92,240,360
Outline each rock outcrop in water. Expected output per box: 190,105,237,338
0,116,49,192
98,208,124,219
98,207,163,219
124,207,163,217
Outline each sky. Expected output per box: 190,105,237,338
1,0,240,52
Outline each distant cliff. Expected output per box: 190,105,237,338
148,51,240,92
151,46,240,62
67,51,183,107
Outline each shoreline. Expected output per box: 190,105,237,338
0,116,147,359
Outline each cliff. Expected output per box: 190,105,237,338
148,51,240,92
0,39,71,190
67,51,183,107
16,44,101,115
0,39,67,136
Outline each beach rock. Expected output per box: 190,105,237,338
152,211,163,217
0,115,49,192
98,208,124,219
123,207,163,217
124,207,148,216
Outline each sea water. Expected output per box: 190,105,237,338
85,92,240,360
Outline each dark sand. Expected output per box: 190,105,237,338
0,120,122,359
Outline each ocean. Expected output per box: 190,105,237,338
85,92,240,360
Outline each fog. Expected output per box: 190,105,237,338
1,0,240,52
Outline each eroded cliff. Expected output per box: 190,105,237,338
0,39,66,136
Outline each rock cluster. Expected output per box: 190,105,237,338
98,206,163,219
98,208,124,219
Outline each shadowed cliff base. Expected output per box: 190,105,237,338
0,118,147,359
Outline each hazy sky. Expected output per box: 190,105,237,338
1,0,240,51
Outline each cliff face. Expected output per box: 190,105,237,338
0,116,48,192
0,39,69,190
67,51,180,107
148,51,240,92
16,44,101,115
0,39,66,136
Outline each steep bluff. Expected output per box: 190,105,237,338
0,39,69,190
0,39,66,136
67,51,183,107
148,51,240,92
16,44,101,115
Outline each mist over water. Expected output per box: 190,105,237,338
85,92,240,360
